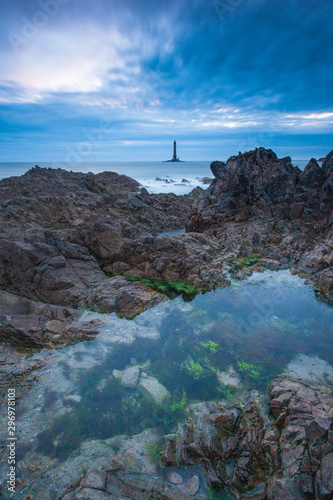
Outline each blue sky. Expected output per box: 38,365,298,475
0,0,332,161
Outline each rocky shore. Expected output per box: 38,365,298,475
60,375,333,500
0,148,333,499
1,148,332,348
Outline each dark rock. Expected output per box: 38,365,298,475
157,375,333,500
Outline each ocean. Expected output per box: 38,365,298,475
0,159,312,195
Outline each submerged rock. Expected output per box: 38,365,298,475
138,377,172,406
216,366,241,388
184,474,200,495
121,366,140,388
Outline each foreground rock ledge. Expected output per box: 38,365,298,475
59,375,333,499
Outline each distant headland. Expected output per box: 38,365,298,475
164,141,185,162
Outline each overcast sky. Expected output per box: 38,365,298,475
0,0,332,162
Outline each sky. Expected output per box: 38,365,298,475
0,0,332,162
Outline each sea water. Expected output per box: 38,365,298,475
0,270,332,498
0,159,312,195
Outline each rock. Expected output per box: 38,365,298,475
138,377,172,406
112,370,123,381
0,344,45,395
217,366,241,388
167,471,183,484
316,452,333,498
75,488,110,499
184,475,200,496
0,166,200,348
161,437,178,467
65,395,82,404
156,375,333,499
80,470,106,490
186,147,333,291
121,366,140,388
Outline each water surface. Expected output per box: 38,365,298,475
1,270,333,497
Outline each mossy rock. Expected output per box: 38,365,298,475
123,274,199,301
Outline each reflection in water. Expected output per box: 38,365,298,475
1,270,333,496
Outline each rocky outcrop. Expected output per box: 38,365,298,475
187,147,333,291
37,375,333,500
188,148,333,230
0,166,197,236
0,231,165,346
0,167,202,347
159,375,333,500
0,149,332,348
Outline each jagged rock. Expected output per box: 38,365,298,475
157,375,333,499
186,147,333,291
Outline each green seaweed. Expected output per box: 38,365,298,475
237,359,262,379
227,253,263,268
147,441,163,462
124,274,199,301
200,340,220,354
218,384,237,402
181,357,205,379
170,391,187,415
102,268,201,301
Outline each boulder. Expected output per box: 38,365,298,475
138,377,172,406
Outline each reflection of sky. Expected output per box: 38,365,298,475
1,0,333,160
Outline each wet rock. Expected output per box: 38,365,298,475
138,377,172,406
216,366,241,388
187,147,333,291
122,366,140,388
160,437,179,467
167,471,184,484
112,369,123,381
158,375,333,499
316,452,333,498
184,474,200,496
80,470,106,490
74,488,110,499
213,408,240,437
0,344,45,394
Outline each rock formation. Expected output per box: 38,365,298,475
159,375,333,500
187,147,333,291
0,167,199,346
0,151,333,499
0,148,332,348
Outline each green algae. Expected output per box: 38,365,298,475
181,357,205,379
237,359,263,379
200,340,220,354
102,267,201,301
218,384,237,402
147,441,163,462
227,253,264,268
123,274,199,301
170,391,187,415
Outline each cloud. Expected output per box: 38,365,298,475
0,0,333,161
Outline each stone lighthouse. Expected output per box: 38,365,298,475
164,140,183,162
173,141,178,161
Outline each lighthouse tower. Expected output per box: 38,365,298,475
172,141,178,161
164,140,183,162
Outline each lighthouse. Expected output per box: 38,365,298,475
164,140,183,162
173,141,178,161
